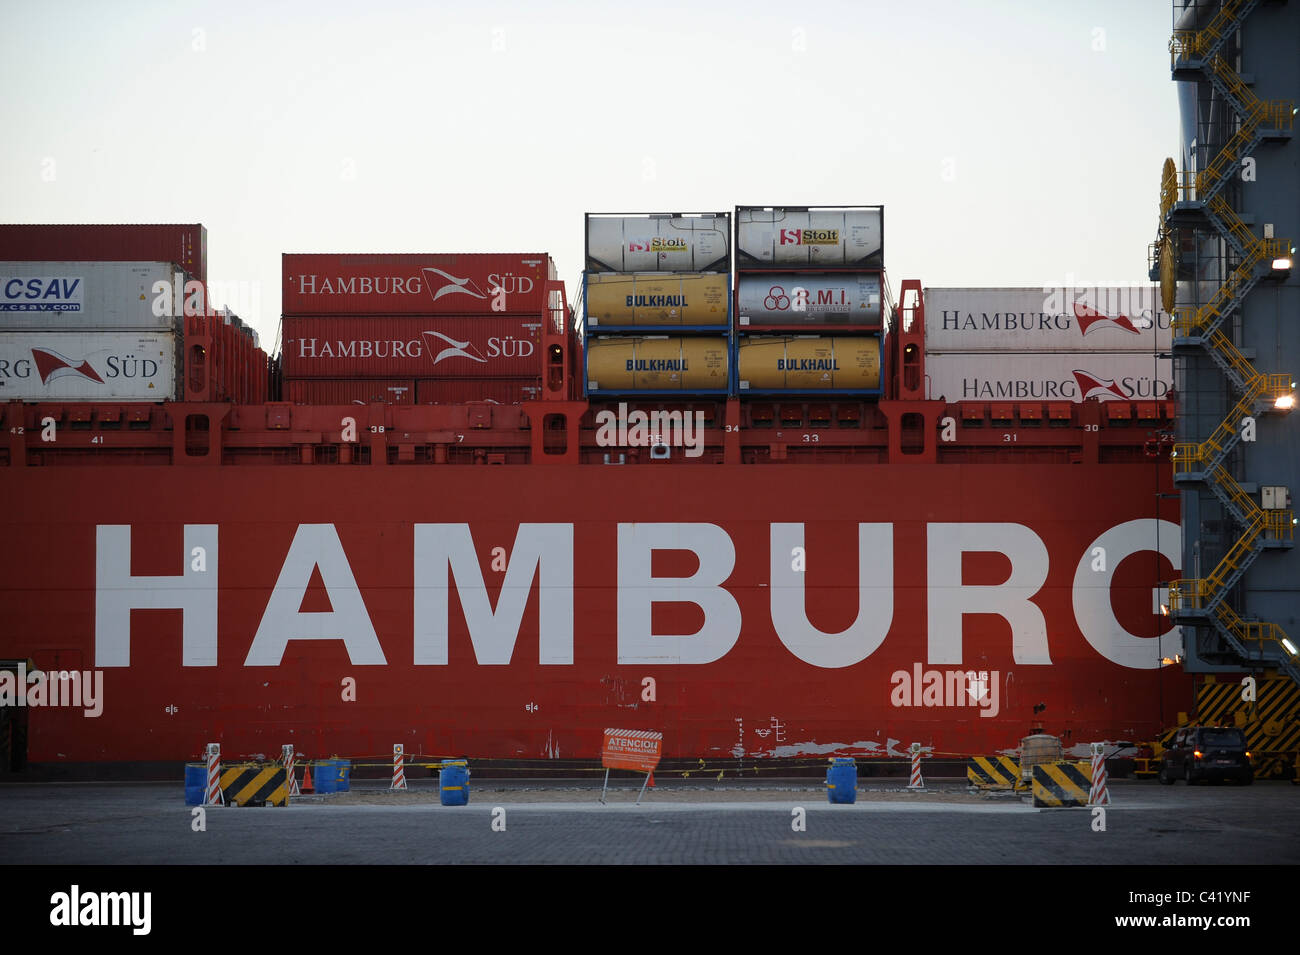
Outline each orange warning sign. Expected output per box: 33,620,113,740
601,728,663,773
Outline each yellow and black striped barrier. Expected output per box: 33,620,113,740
220,764,289,807
967,755,1024,791
1031,761,1092,808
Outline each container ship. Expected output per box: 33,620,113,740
0,208,1203,773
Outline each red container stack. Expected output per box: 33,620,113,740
280,252,557,405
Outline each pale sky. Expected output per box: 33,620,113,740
0,0,1179,349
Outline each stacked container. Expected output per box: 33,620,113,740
582,213,732,396
280,253,556,405
0,261,184,401
920,287,1173,404
733,206,884,395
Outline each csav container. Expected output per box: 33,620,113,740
284,378,416,405
0,224,208,283
586,335,730,392
735,207,883,269
282,253,555,316
736,273,882,328
586,214,730,273
923,287,1173,353
737,335,881,391
585,273,729,327
280,316,542,379
439,759,470,806
0,330,179,400
415,378,541,404
826,757,857,804
0,262,184,331
924,352,1173,403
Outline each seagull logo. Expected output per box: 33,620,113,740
1073,369,1129,400
1074,303,1146,336
31,348,105,384
420,331,488,367
421,268,488,303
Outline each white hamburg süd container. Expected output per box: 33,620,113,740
924,352,1172,403
0,330,179,400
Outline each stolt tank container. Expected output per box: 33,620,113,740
585,273,729,328
280,316,541,378
0,262,184,331
737,336,881,392
282,253,555,315
922,287,1172,353
0,224,208,283
924,352,1173,403
735,206,883,269
736,273,882,328
0,330,179,400
586,335,730,393
585,213,730,273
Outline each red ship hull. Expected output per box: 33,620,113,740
1,460,1187,764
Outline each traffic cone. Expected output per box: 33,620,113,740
647,771,655,788
301,762,314,794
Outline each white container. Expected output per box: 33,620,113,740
0,331,179,400
735,207,882,269
737,273,882,327
923,287,1172,353
924,352,1172,403
586,214,730,273
0,262,184,330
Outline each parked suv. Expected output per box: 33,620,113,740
1159,726,1253,785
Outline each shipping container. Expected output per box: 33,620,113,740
585,273,729,328
586,335,730,393
0,261,183,331
0,224,207,282
923,287,1173,353
585,214,730,273
284,379,415,405
280,316,542,379
415,378,542,404
737,335,881,392
736,273,882,328
735,207,883,269
0,330,178,400
282,253,555,315
924,352,1173,403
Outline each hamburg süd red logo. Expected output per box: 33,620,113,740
1073,369,1129,400
31,348,105,385
1074,303,1143,336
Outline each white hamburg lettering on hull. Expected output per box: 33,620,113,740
926,523,1052,665
413,524,573,664
90,520,1180,671
1073,519,1181,669
769,523,893,667
245,524,386,665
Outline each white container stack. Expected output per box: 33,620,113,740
0,261,183,400
921,286,1173,404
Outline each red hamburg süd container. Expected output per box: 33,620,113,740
0,224,207,282
415,378,541,404
284,379,415,405
280,316,542,379
282,253,556,315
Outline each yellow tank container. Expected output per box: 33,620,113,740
585,273,729,327
586,336,730,391
737,336,881,390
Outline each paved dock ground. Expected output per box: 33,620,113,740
3,777,1298,865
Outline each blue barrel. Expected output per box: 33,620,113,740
315,759,338,794
184,763,206,805
439,759,470,806
335,759,351,792
826,757,857,804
